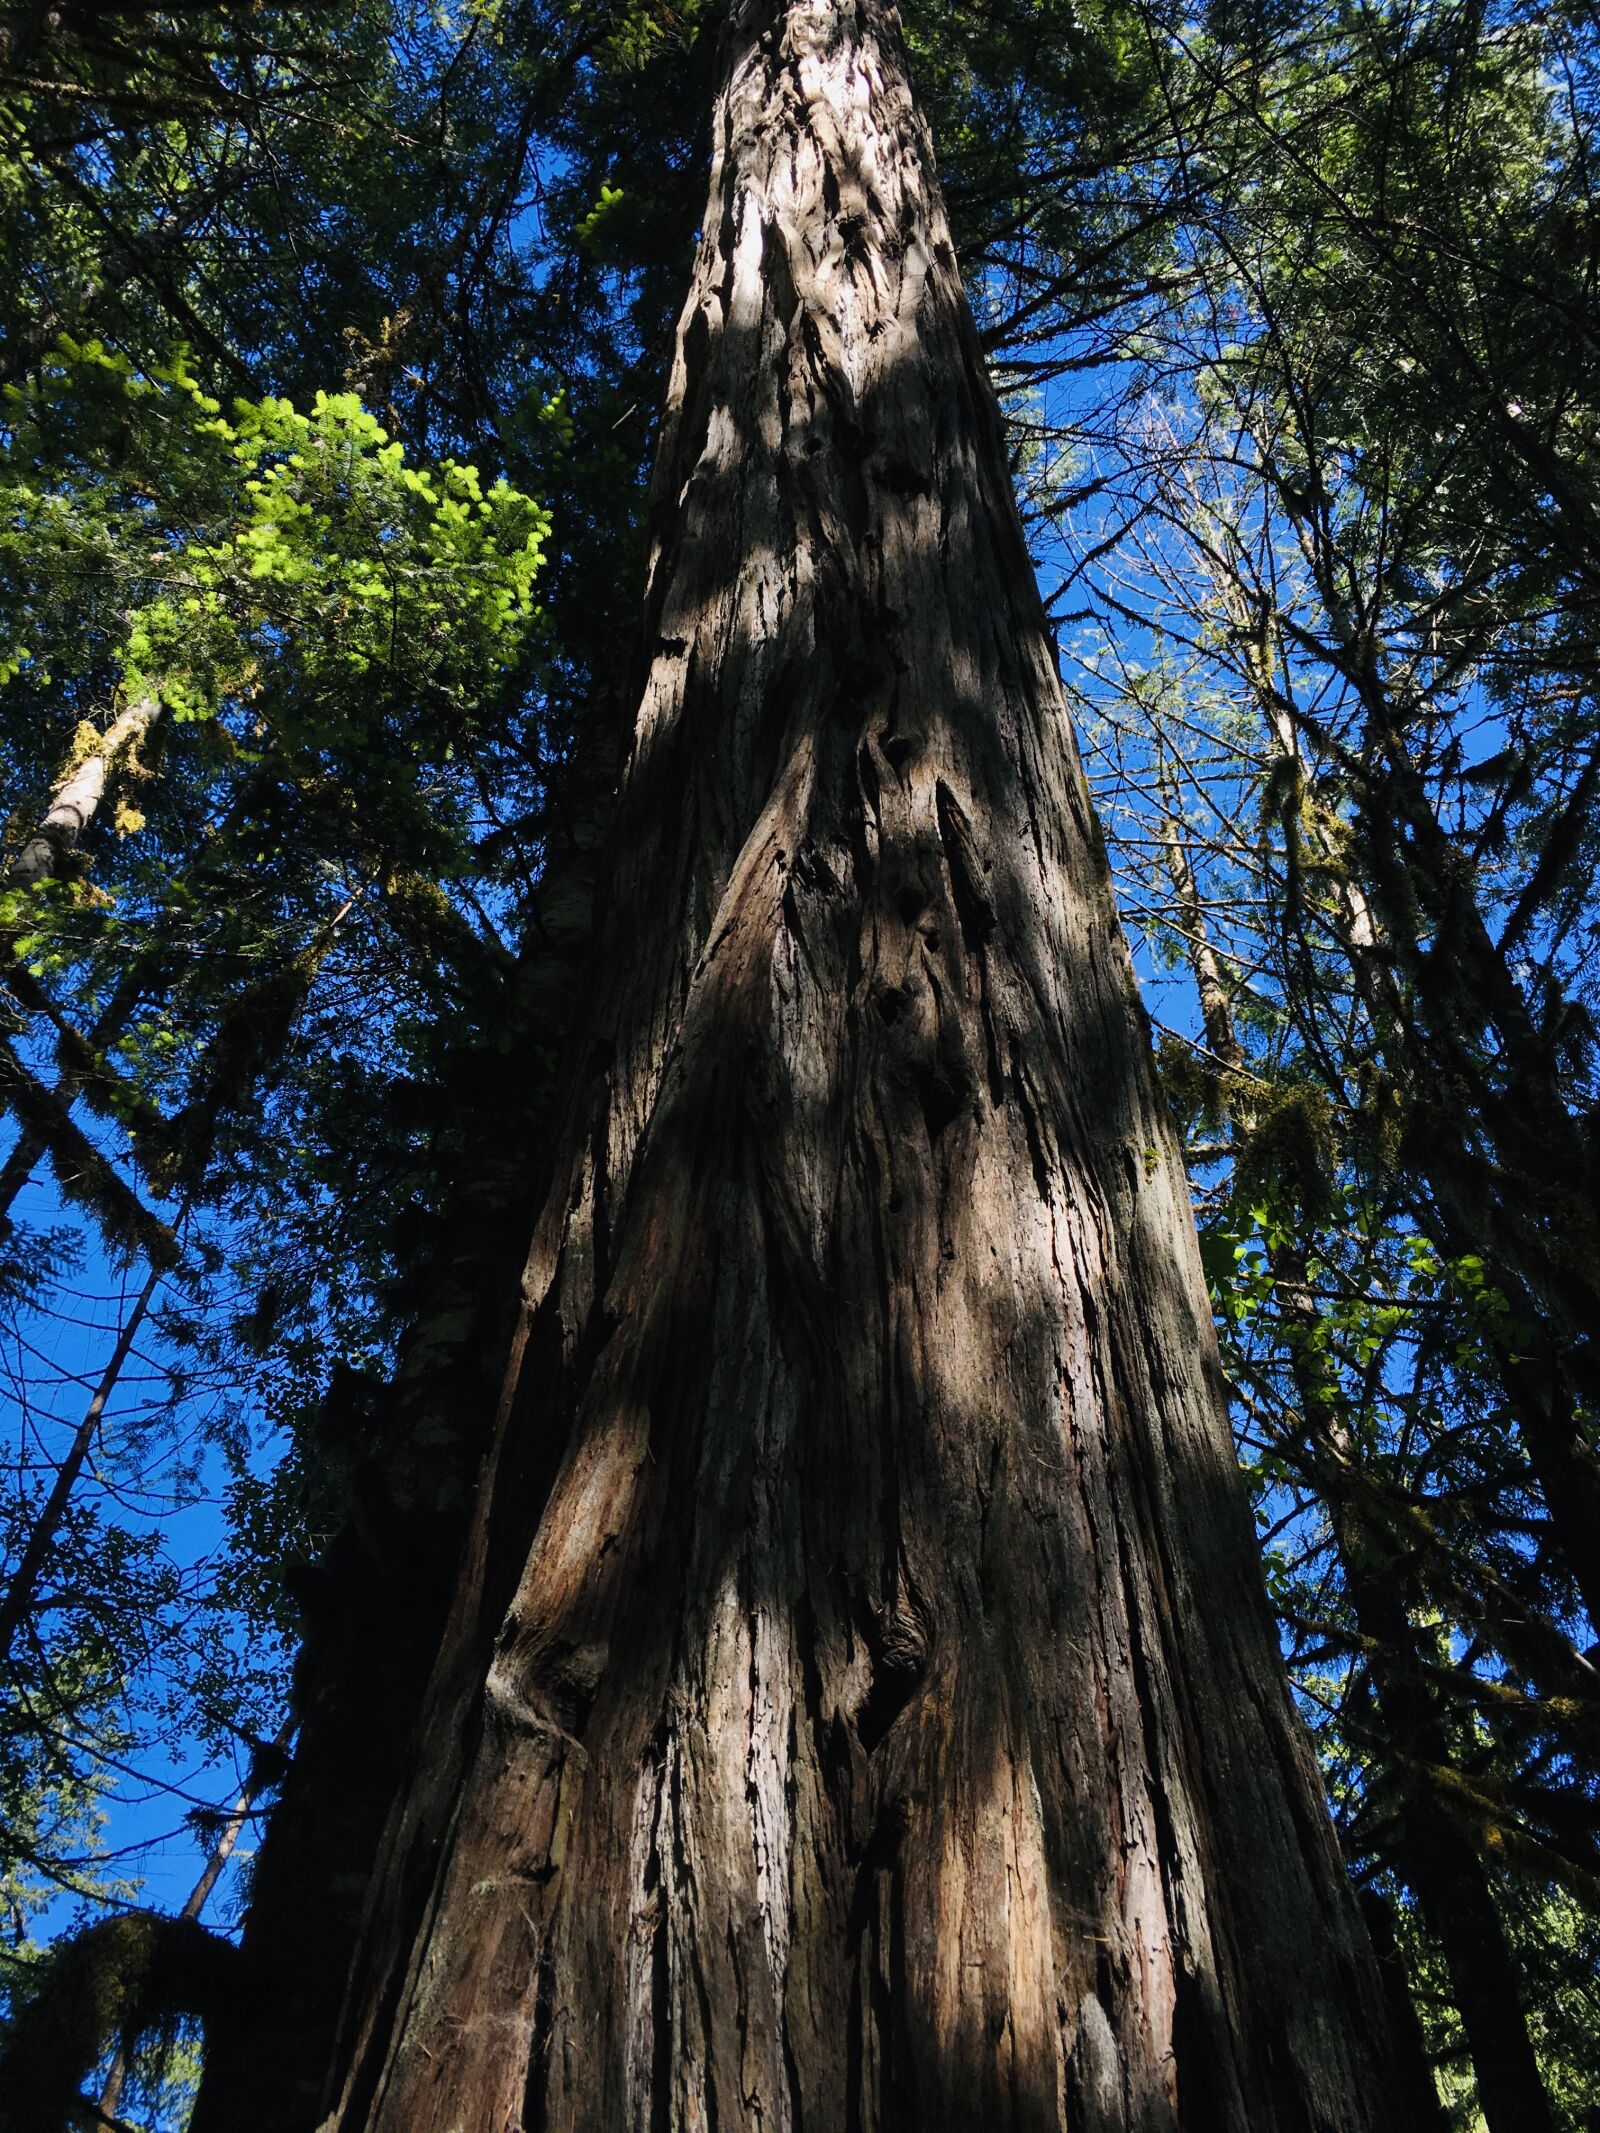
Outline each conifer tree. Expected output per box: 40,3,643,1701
287,6,1404,2126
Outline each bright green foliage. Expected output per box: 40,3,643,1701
0,334,550,1170
0,23,565,2088
0,333,556,1326
0,342,547,730
597,0,706,76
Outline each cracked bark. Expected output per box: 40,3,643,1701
318,5,1401,2128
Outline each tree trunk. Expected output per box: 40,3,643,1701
5,695,156,887
1162,816,1555,2133
186,1128,551,2133
0,962,151,1233
1358,1892,1451,2133
96,1717,294,2127
318,6,1400,2127
0,1258,163,1667
188,766,615,2133
1268,1251,1556,2133
1168,490,1600,1634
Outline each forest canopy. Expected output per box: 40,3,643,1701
0,1,1596,2128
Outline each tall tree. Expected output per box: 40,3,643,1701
295,4,1402,2127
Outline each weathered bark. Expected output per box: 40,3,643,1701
320,7,1400,2128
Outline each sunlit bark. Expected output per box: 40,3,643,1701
5,694,156,887
314,6,1401,2127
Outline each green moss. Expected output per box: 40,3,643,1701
1234,1083,1339,1226
0,1912,233,2133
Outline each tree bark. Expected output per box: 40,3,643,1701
5,695,156,887
188,768,615,2133
318,6,1400,2128
186,1149,548,2133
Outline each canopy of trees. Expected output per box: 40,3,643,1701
0,1,1595,2127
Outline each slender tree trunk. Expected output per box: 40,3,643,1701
318,8,1400,2127
5,696,156,887
1269,1251,1556,2133
1358,1893,1451,2133
1159,821,1238,1068
96,1717,294,2125
1162,824,1556,2133
1335,1492,1557,2133
1178,515,1600,1631
1273,539,1600,1623
1327,759,1600,1629
0,1258,162,1668
0,698,168,1240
